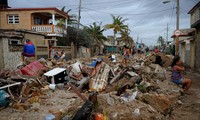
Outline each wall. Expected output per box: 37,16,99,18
190,40,195,68
0,10,32,30
0,9,66,30
2,39,22,69
0,38,4,69
195,28,200,72
23,33,45,46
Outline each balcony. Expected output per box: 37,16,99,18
32,25,67,37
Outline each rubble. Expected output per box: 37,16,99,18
0,52,186,120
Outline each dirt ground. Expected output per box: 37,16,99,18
170,70,200,120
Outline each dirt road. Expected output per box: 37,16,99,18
171,71,200,120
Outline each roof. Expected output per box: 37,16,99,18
171,28,195,38
0,7,68,18
188,2,200,14
0,29,45,38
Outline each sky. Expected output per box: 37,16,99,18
8,0,199,46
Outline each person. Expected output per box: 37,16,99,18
21,39,35,62
137,46,142,58
123,45,130,65
171,55,192,94
53,51,60,60
154,47,159,53
59,50,66,60
145,47,149,56
154,55,164,67
49,47,55,59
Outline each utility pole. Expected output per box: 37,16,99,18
163,0,180,55
166,23,168,44
76,0,82,58
77,0,82,30
175,0,179,55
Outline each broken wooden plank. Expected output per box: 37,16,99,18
110,67,116,77
0,82,21,90
77,77,90,89
109,68,127,84
89,62,110,92
68,83,88,101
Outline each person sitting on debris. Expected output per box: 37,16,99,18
21,39,35,62
59,50,66,60
53,51,60,60
154,55,164,67
171,55,192,94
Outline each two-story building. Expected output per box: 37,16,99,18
0,0,70,69
188,1,200,72
0,5,68,46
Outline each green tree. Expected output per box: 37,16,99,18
104,15,128,52
57,26,93,47
120,27,133,47
85,22,107,45
60,6,77,27
157,36,165,47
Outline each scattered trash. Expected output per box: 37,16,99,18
132,108,140,116
45,114,55,120
120,91,138,102
0,90,10,107
44,68,68,84
49,84,56,90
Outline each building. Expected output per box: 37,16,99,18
188,1,200,72
0,0,70,69
171,28,195,68
0,0,68,46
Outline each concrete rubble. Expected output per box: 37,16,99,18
0,53,186,120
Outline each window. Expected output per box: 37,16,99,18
8,15,19,24
9,39,22,45
34,17,42,25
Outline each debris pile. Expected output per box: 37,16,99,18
0,53,185,120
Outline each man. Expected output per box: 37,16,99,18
21,39,35,62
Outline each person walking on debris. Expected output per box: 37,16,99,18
145,47,149,56
21,39,35,62
171,55,192,94
123,45,130,65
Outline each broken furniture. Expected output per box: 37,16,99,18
44,68,68,84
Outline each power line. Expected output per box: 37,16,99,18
82,7,175,16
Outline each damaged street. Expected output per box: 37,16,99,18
1,53,200,120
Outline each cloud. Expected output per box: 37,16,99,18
8,0,198,46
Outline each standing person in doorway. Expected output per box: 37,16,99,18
21,39,35,62
171,55,192,94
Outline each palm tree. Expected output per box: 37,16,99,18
104,15,128,53
86,22,107,44
60,6,77,27
85,22,107,54
120,26,133,47
157,36,165,47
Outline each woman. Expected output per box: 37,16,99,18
171,55,192,94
